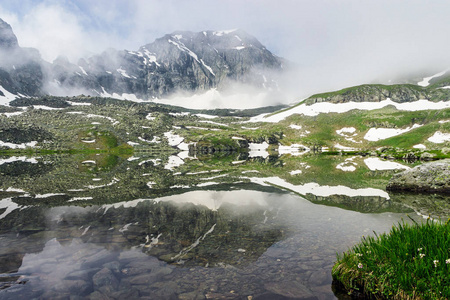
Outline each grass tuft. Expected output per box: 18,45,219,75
333,218,450,299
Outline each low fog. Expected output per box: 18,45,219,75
1,0,450,106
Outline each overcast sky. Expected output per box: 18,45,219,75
1,0,449,98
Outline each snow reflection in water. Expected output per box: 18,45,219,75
0,189,420,299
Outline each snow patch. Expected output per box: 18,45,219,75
117,67,134,79
164,155,185,170
164,131,185,147
248,176,390,199
67,101,91,106
81,160,96,164
278,144,310,156
249,99,450,123
289,170,303,175
334,144,356,151
0,198,22,220
413,144,426,149
289,124,302,130
336,127,361,143
364,157,410,171
336,157,358,172
428,131,450,143
68,197,93,202
85,178,119,189
213,29,237,36
200,59,215,76
364,124,422,142
141,48,160,66
0,85,18,106
79,66,88,75
0,156,38,166
35,193,66,198
418,70,447,87
168,39,200,63
0,140,38,149
336,127,356,135
249,142,269,158
146,113,156,121
1,111,24,117
33,105,63,111
195,113,218,119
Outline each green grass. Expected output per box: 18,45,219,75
375,124,440,148
333,218,450,299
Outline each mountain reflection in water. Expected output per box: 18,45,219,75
0,153,441,299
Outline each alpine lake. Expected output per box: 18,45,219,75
1,149,449,300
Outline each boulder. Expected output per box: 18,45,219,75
387,159,450,193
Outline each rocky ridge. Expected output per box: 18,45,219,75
304,83,450,105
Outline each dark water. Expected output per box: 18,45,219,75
0,154,438,299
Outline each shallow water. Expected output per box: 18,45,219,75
0,154,443,299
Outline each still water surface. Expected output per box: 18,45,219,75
0,154,437,299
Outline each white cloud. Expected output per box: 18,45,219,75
0,1,123,63
0,0,449,101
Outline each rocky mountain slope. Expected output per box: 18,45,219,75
303,81,450,105
0,19,45,99
0,18,284,102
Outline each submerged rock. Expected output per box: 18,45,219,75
387,159,450,193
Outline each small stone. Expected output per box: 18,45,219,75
264,280,317,299
88,291,109,300
92,267,119,290
53,279,91,295
308,269,332,286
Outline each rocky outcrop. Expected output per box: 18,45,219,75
387,159,450,193
304,83,450,104
189,137,249,155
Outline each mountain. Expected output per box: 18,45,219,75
51,29,284,99
1,17,449,108
0,19,45,101
0,18,285,103
0,18,18,49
